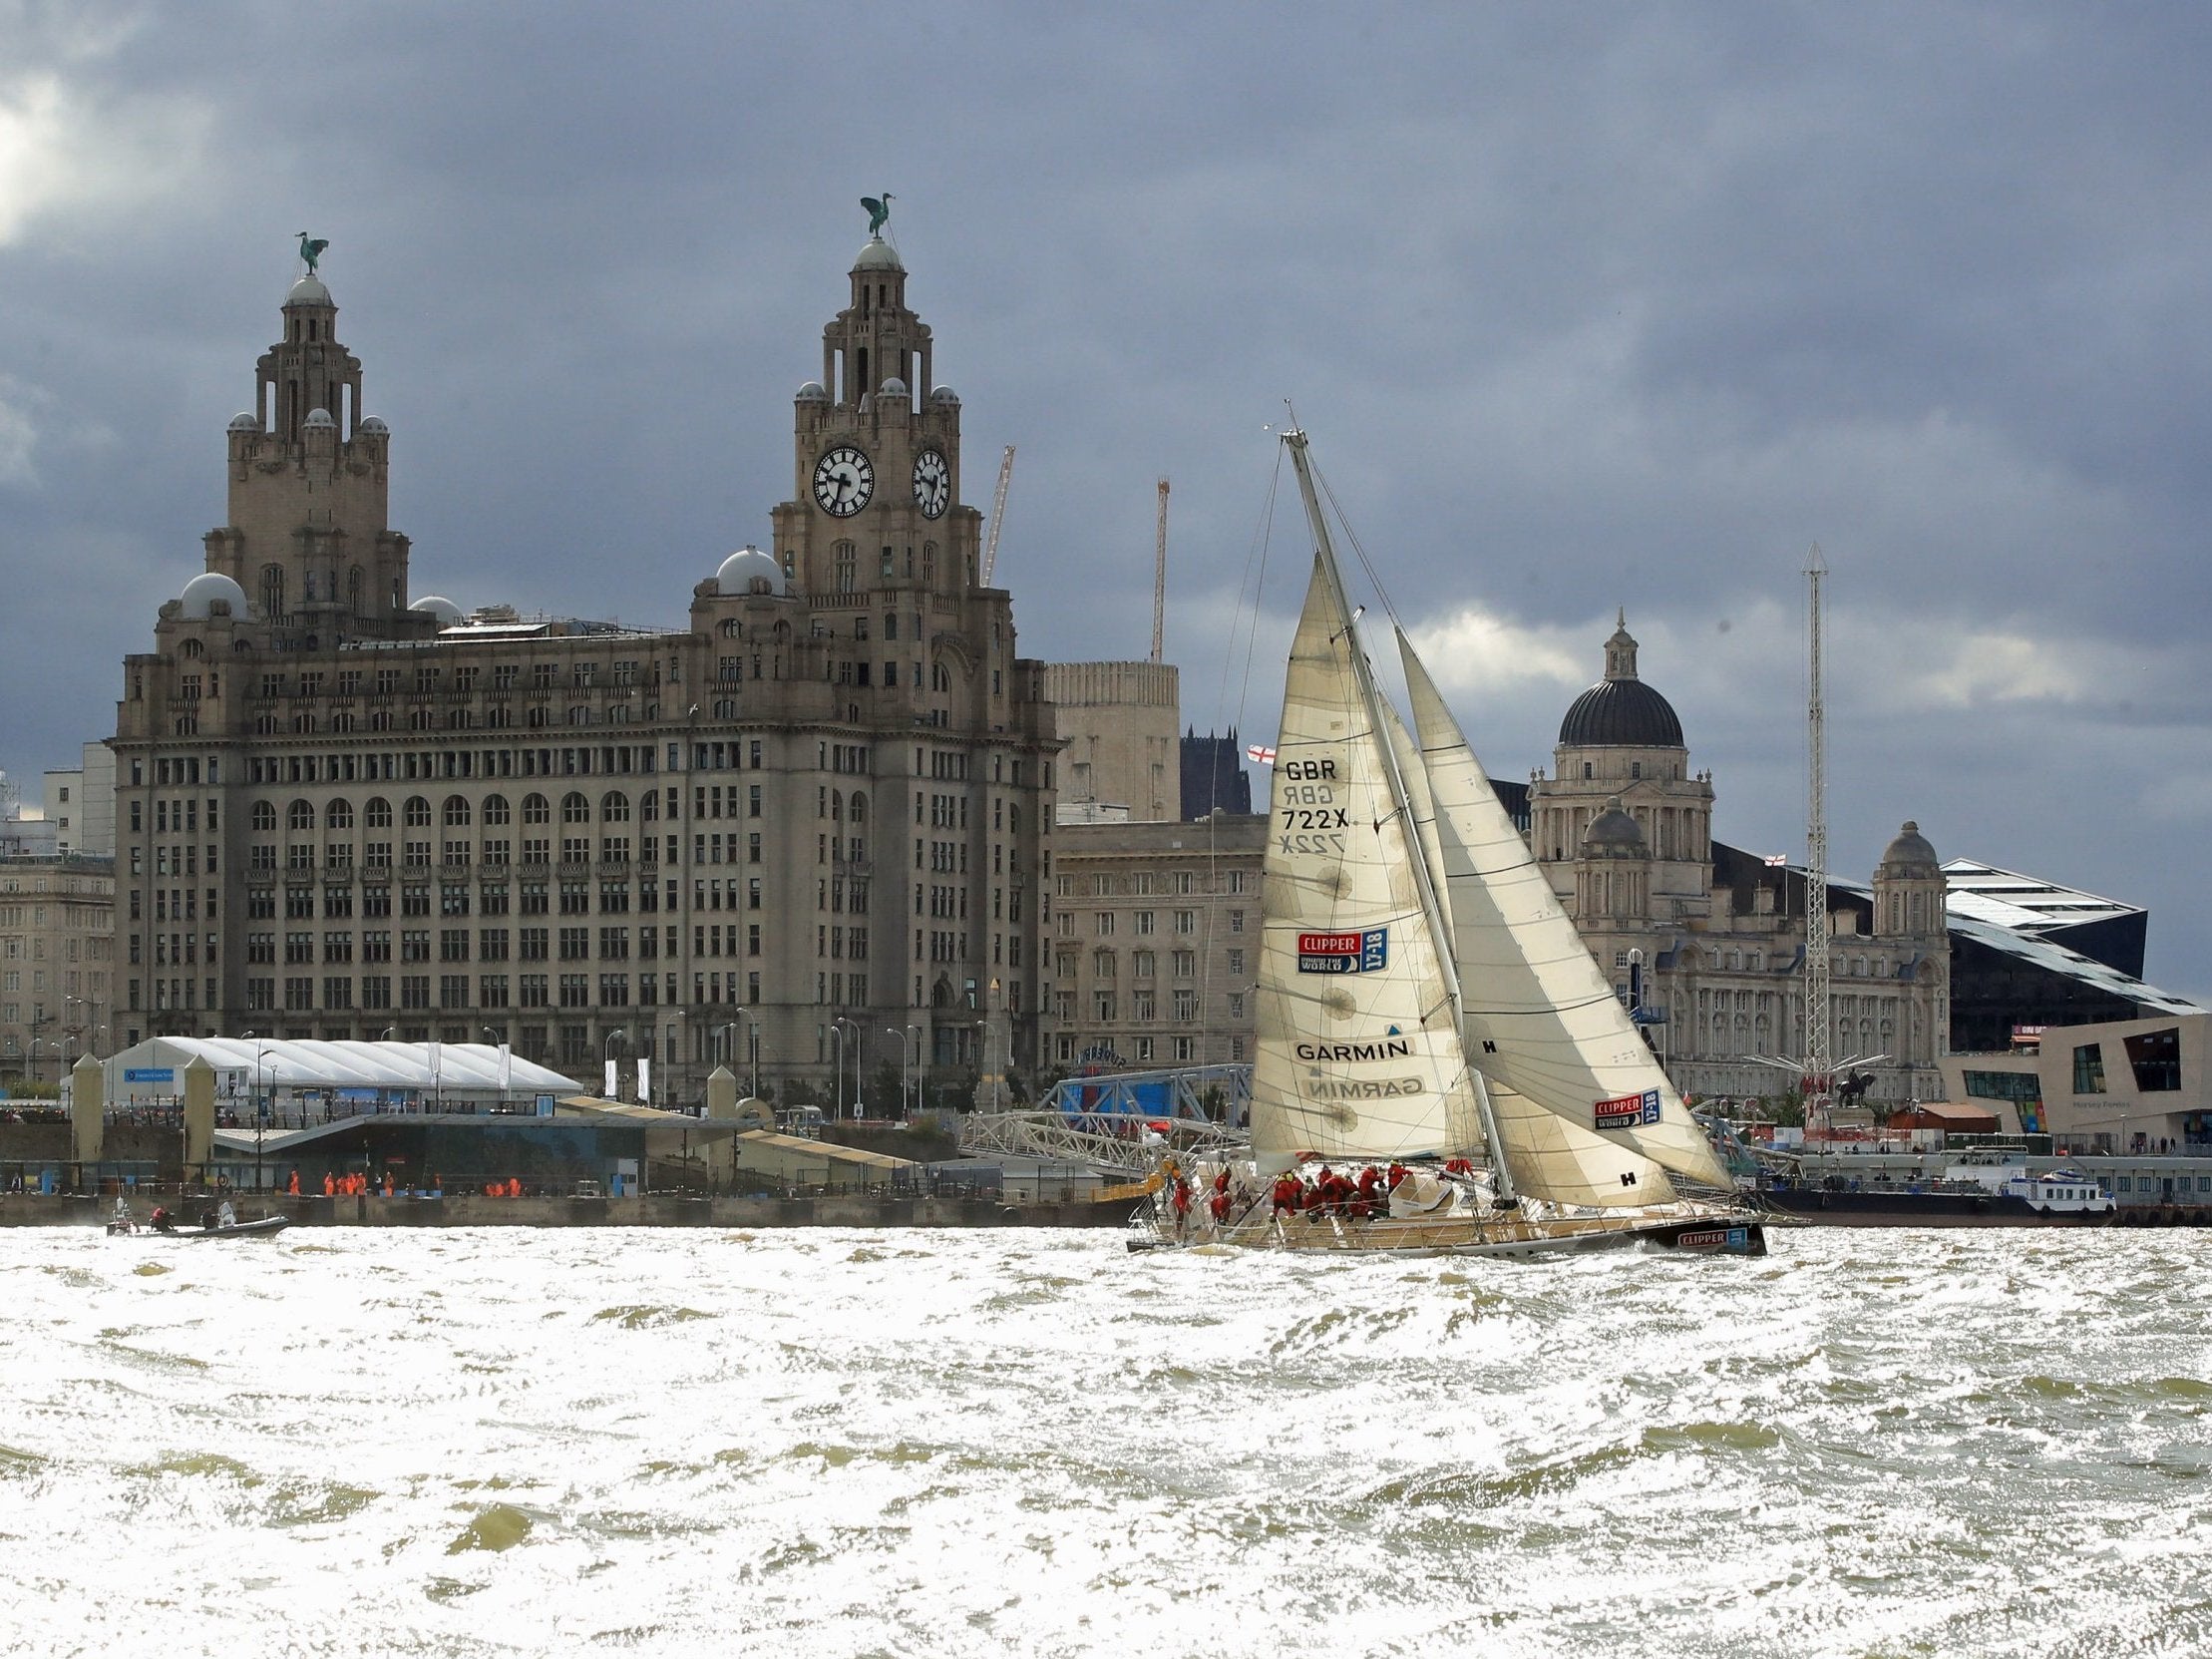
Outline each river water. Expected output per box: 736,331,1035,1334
2,1224,2208,1658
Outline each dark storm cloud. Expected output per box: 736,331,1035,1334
2,0,2208,993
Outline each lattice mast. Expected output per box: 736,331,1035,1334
1151,478,1169,662
1802,545,1832,1131
981,444,1015,585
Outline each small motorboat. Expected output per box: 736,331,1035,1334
108,1199,289,1239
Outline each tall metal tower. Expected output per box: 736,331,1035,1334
1802,545,1832,1130
1151,479,1169,663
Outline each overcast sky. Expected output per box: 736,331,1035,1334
3,1,2208,1002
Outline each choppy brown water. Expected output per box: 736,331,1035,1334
3,1226,2209,1657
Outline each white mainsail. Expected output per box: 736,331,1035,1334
1379,663,1676,1206
1397,633,1735,1192
1248,556,1470,1174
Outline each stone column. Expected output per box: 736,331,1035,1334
182,1055,216,1183
71,1053,105,1169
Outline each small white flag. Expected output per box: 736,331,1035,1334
1246,744,1277,766
637,1057,651,1104
603,1059,617,1098
1763,854,1788,867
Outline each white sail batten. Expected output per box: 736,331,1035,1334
1248,557,1467,1172
1398,633,1735,1192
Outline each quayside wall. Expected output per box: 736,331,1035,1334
0,1192,1132,1230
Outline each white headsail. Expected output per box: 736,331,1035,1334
1248,557,1469,1173
1397,632,1735,1192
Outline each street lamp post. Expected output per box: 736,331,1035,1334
832,1017,865,1119
905,1023,922,1117
883,1028,911,1119
830,1024,847,1124
241,1030,267,1193
604,1030,625,1103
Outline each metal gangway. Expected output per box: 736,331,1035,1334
959,1062,1252,1178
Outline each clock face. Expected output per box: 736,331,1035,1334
812,445,875,518
913,449,950,519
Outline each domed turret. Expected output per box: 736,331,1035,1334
303,407,336,432
795,381,828,404
715,546,782,596
1583,798,1648,853
1877,821,1940,877
228,411,260,433
357,416,389,437
285,274,332,308
410,595,464,627
178,571,250,621
854,236,905,272
880,375,909,398
1558,614,1683,748
928,385,959,407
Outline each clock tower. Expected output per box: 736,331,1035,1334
772,235,979,597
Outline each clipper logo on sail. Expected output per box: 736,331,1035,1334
1295,929,1388,975
1594,1087,1662,1130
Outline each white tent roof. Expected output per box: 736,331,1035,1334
110,1037,578,1095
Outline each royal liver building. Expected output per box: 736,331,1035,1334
112,229,1057,1104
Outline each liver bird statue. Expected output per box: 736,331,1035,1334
296,231,329,276
861,194,895,236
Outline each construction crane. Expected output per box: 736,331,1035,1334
1151,479,1169,662
980,445,1015,586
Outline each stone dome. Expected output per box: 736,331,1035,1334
178,571,250,621
1558,615,1683,748
357,416,389,436
227,412,260,433
716,546,781,595
853,236,904,272
303,407,336,431
1582,798,1648,853
795,381,828,403
1877,820,1940,876
410,595,465,627
880,376,909,397
928,385,959,407
286,275,332,306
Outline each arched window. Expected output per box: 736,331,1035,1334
522,794,551,826
251,802,276,832
850,793,868,824
483,794,512,827
443,796,472,828
600,791,630,822
287,799,315,831
325,799,354,831
561,792,590,824
364,797,393,830
403,796,432,829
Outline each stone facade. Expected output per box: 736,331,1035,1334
110,237,1057,1108
0,851,116,1086
1043,661,1180,821
1042,813,1266,1074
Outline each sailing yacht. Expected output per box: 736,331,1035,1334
1136,429,1767,1258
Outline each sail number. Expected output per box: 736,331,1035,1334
1278,784,1334,805
1280,760,1336,780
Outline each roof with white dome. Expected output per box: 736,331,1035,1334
286,275,332,307
410,595,465,626
178,571,249,621
716,547,782,594
228,411,260,432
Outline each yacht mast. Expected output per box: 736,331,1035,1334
1803,546,1832,1133
1280,430,1516,1198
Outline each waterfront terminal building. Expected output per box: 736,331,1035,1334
111,237,1057,1108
